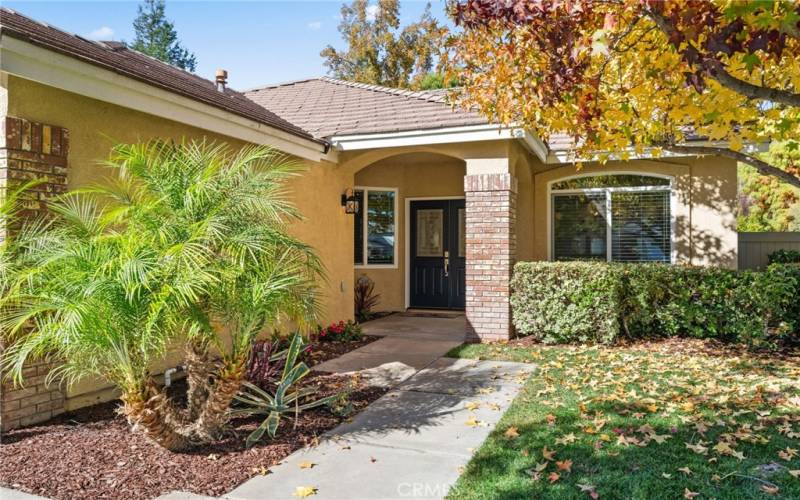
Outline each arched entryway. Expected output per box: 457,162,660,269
352,152,468,312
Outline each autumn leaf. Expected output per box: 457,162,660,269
683,488,700,499
685,442,708,455
556,433,577,445
678,467,693,476
548,472,560,483
251,466,271,476
542,446,556,461
293,486,317,497
298,461,315,469
533,461,548,472
464,401,481,411
779,447,798,461
504,426,520,439
760,484,780,495
789,470,800,478
546,414,557,425
556,459,573,472
465,415,480,427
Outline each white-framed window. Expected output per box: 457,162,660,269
549,174,674,263
354,187,398,268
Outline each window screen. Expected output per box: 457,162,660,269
552,194,608,261
611,191,670,263
552,175,672,263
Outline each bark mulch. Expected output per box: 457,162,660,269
305,335,379,367
0,340,387,500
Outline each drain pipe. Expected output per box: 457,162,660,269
164,365,184,387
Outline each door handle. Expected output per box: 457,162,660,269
444,250,449,277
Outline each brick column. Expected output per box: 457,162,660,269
0,116,69,431
464,172,517,342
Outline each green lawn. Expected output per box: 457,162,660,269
446,339,800,499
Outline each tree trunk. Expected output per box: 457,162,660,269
189,366,244,442
184,343,216,422
120,382,191,452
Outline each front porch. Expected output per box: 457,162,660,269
344,142,533,343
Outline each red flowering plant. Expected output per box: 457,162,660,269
316,320,363,342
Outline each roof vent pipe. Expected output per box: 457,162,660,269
215,69,228,92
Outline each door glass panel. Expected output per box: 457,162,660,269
416,209,444,257
458,208,466,257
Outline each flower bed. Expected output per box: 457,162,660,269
0,336,384,499
0,373,386,499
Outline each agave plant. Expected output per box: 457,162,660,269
0,141,322,450
234,332,338,447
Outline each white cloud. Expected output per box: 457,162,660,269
365,4,380,21
85,26,114,40
307,21,322,30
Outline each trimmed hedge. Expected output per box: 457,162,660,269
769,249,800,264
511,262,800,348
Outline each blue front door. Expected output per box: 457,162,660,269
409,199,466,310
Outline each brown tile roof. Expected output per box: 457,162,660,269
244,77,490,139
0,8,323,146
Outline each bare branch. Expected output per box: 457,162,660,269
654,142,800,189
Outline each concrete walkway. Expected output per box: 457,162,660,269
226,357,535,500
311,314,468,387
3,313,534,500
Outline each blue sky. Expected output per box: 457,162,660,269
4,1,453,90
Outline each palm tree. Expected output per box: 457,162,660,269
0,141,322,450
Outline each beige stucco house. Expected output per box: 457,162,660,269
0,9,738,427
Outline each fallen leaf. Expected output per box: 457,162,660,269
556,433,577,445
465,415,480,427
678,467,693,476
789,469,800,478
577,483,598,499
760,485,780,495
683,488,699,499
504,426,520,439
298,461,315,470
293,486,317,497
542,446,556,461
685,442,708,455
548,472,560,483
534,461,548,472
464,401,481,411
661,473,672,479
556,459,573,472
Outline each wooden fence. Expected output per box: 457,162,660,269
738,232,800,270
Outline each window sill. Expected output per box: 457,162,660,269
355,264,398,270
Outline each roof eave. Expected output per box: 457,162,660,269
0,34,333,162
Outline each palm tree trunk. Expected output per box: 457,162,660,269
121,382,191,452
184,343,216,421
189,367,244,441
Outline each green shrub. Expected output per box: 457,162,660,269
510,262,623,344
316,320,363,342
768,249,800,264
511,262,800,348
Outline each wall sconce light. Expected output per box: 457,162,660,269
341,189,359,215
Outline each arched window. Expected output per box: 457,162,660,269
550,174,673,263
